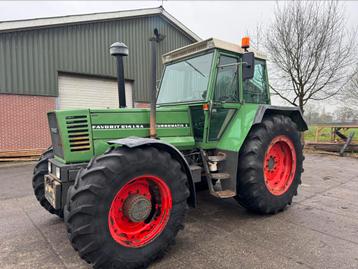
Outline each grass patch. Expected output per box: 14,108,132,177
304,126,358,142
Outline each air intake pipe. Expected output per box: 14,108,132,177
110,42,129,108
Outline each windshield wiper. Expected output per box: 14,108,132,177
184,61,206,78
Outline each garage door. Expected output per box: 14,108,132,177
57,74,133,109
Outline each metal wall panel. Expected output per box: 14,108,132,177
0,15,195,101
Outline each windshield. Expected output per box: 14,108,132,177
157,52,214,104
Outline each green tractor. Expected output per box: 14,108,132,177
32,36,307,268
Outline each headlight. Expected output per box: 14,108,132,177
48,161,52,173
55,167,61,179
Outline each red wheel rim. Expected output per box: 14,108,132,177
108,175,172,248
263,135,297,196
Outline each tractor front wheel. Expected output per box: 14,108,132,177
235,115,304,214
64,146,189,269
32,147,63,217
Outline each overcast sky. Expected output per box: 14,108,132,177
0,1,278,44
1,1,357,43
1,1,357,110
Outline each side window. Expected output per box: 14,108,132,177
243,60,268,103
214,56,239,102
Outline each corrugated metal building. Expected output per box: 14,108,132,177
0,7,200,153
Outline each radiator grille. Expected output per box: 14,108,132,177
65,115,91,152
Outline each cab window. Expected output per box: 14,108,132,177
157,52,214,104
243,59,268,103
214,55,239,102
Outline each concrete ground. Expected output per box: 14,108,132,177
0,153,357,269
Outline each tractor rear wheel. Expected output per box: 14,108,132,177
64,146,189,269
32,147,63,217
235,115,303,214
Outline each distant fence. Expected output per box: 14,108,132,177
305,123,358,143
305,123,357,155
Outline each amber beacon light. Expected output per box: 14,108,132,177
241,36,250,49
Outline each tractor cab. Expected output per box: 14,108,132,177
157,38,270,143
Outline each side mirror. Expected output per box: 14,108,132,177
242,52,255,80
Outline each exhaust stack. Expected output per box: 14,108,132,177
110,42,129,108
149,29,165,138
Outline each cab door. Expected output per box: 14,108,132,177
206,54,240,142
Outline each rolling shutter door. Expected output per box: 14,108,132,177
57,74,133,109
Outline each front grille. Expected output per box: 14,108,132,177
65,115,91,152
48,112,64,158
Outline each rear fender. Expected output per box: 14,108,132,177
254,105,308,131
108,137,197,208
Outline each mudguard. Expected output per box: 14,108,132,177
108,137,197,208
254,105,308,131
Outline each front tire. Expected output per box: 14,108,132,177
64,146,190,269
32,148,63,217
235,115,303,214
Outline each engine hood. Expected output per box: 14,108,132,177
49,106,194,163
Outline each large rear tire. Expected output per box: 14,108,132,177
235,115,304,214
64,146,189,269
32,148,63,217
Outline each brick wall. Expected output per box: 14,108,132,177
0,94,55,151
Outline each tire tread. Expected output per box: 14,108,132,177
65,146,189,269
32,148,63,217
235,115,304,214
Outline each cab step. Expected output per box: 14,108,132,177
199,149,236,199
213,190,236,198
207,152,226,162
211,173,230,180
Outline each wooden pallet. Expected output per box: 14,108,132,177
305,142,358,153
0,148,46,161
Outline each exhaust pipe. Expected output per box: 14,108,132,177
149,29,165,138
110,42,129,108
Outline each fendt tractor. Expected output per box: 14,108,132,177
32,35,307,268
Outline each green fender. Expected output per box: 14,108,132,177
108,137,197,208
217,104,307,153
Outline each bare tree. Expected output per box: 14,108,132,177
339,65,358,109
304,104,321,124
264,1,357,113
334,106,358,122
